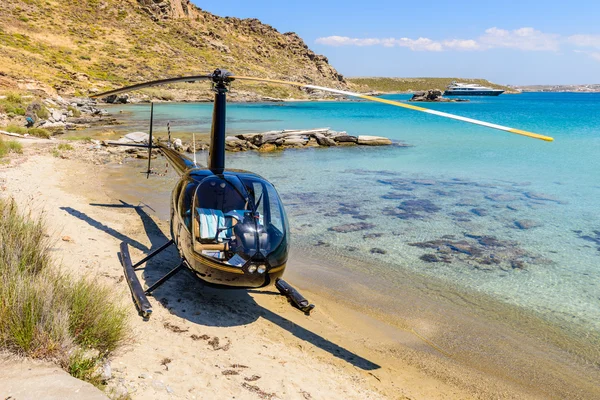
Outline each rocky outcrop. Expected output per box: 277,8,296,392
0,358,109,400
223,128,396,152
357,135,392,145
132,0,345,86
137,0,201,20
0,0,348,98
409,90,469,102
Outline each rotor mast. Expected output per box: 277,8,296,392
209,69,233,174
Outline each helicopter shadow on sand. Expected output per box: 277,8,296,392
61,201,380,371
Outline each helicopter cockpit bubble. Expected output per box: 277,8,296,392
191,174,289,270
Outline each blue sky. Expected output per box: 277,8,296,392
192,0,600,85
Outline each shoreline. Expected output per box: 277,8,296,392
0,145,466,399
2,141,599,398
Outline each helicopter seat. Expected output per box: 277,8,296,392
193,208,234,254
196,208,231,240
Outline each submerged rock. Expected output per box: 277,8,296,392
409,233,549,271
514,219,542,230
412,179,436,186
363,233,383,239
574,230,600,251
523,191,564,204
381,193,415,200
470,208,488,217
338,207,360,215
370,248,386,254
420,254,440,262
398,199,441,214
328,222,375,233
485,193,517,202
382,206,424,220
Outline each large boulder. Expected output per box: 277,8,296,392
124,131,150,143
314,133,337,146
410,89,466,102
410,89,444,102
0,359,109,400
258,143,278,152
102,94,130,104
333,135,358,144
357,135,392,145
283,136,308,146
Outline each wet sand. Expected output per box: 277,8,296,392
2,143,599,399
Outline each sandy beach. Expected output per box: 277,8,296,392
2,140,599,399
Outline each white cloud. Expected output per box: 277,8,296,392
574,49,600,62
315,36,443,51
478,27,560,51
442,39,480,51
393,38,443,51
316,27,580,53
315,36,380,46
568,34,600,49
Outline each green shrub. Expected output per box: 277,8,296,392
0,198,128,381
36,105,50,119
57,143,74,151
142,88,175,101
2,125,28,135
5,92,23,104
0,138,23,158
67,105,81,117
64,135,92,141
0,92,25,116
28,128,50,138
68,351,104,388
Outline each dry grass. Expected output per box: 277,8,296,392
0,92,27,116
0,125,51,139
0,137,23,157
27,127,51,138
0,198,128,386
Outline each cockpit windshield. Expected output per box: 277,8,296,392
191,175,288,269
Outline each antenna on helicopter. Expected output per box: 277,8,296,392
192,131,198,167
167,120,171,148
146,102,154,178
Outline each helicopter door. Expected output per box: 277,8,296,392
191,177,248,261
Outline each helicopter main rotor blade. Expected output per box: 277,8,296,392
90,75,213,98
231,76,554,142
91,72,553,142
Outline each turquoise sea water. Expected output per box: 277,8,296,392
105,93,600,339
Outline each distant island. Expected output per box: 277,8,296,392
512,84,600,92
347,77,517,94
347,78,600,95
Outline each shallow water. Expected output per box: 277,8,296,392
104,93,600,343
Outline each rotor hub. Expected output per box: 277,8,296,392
210,68,234,91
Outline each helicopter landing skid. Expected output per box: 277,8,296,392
275,278,315,316
118,240,179,319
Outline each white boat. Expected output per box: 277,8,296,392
444,81,504,96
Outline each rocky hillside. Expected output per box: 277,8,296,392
0,0,346,100
347,77,517,94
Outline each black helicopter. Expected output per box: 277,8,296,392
92,69,553,319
